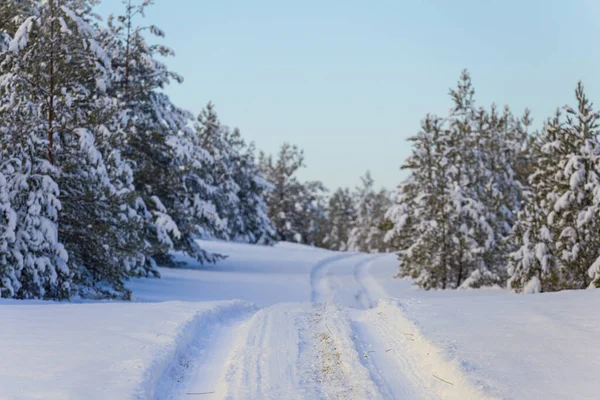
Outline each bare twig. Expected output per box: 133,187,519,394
325,323,333,335
432,374,454,386
186,391,216,395
385,349,392,352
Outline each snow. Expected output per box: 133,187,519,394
2,240,600,399
0,299,254,400
8,16,36,53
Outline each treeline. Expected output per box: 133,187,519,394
257,143,392,253
385,71,600,293
0,0,275,299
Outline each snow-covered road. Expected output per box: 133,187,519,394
3,241,600,399
169,253,490,400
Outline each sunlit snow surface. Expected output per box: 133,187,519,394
1,240,599,399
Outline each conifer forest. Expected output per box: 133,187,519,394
1,0,599,303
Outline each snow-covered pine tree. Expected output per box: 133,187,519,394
387,71,526,289
0,0,151,298
508,113,570,293
389,115,456,288
231,141,276,244
443,72,496,288
258,143,327,245
193,103,239,241
104,0,220,268
0,168,18,298
323,188,355,251
0,0,67,299
347,172,375,252
296,180,328,247
384,176,419,254
368,188,393,252
191,103,276,244
347,172,391,253
468,105,528,283
442,71,528,288
509,83,600,292
259,143,306,243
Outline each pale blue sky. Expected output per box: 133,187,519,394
96,0,600,191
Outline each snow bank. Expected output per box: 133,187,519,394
350,253,600,399
369,299,494,400
0,300,254,400
388,290,600,400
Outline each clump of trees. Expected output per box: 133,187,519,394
385,71,600,293
258,144,391,252
0,0,274,300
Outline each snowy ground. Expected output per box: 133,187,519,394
1,241,599,399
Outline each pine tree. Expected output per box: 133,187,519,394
0,170,17,298
104,0,220,268
509,83,600,292
193,103,239,241
296,180,328,247
444,72,496,288
347,172,391,253
259,143,305,242
387,71,526,289
368,188,393,251
0,0,146,298
192,103,276,244
323,188,355,251
231,141,276,244
389,115,456,288
258,143,327,245
1,0,274,299
384,176,419,254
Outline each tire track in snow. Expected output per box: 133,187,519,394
309,303,381,399
349,256,492,399
216,303,308,400
310,252,363,303
210,302,384,400
351,301,495,400
167,253,493,399
353,254,389,309
351,307,438,400
151,301,257,400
